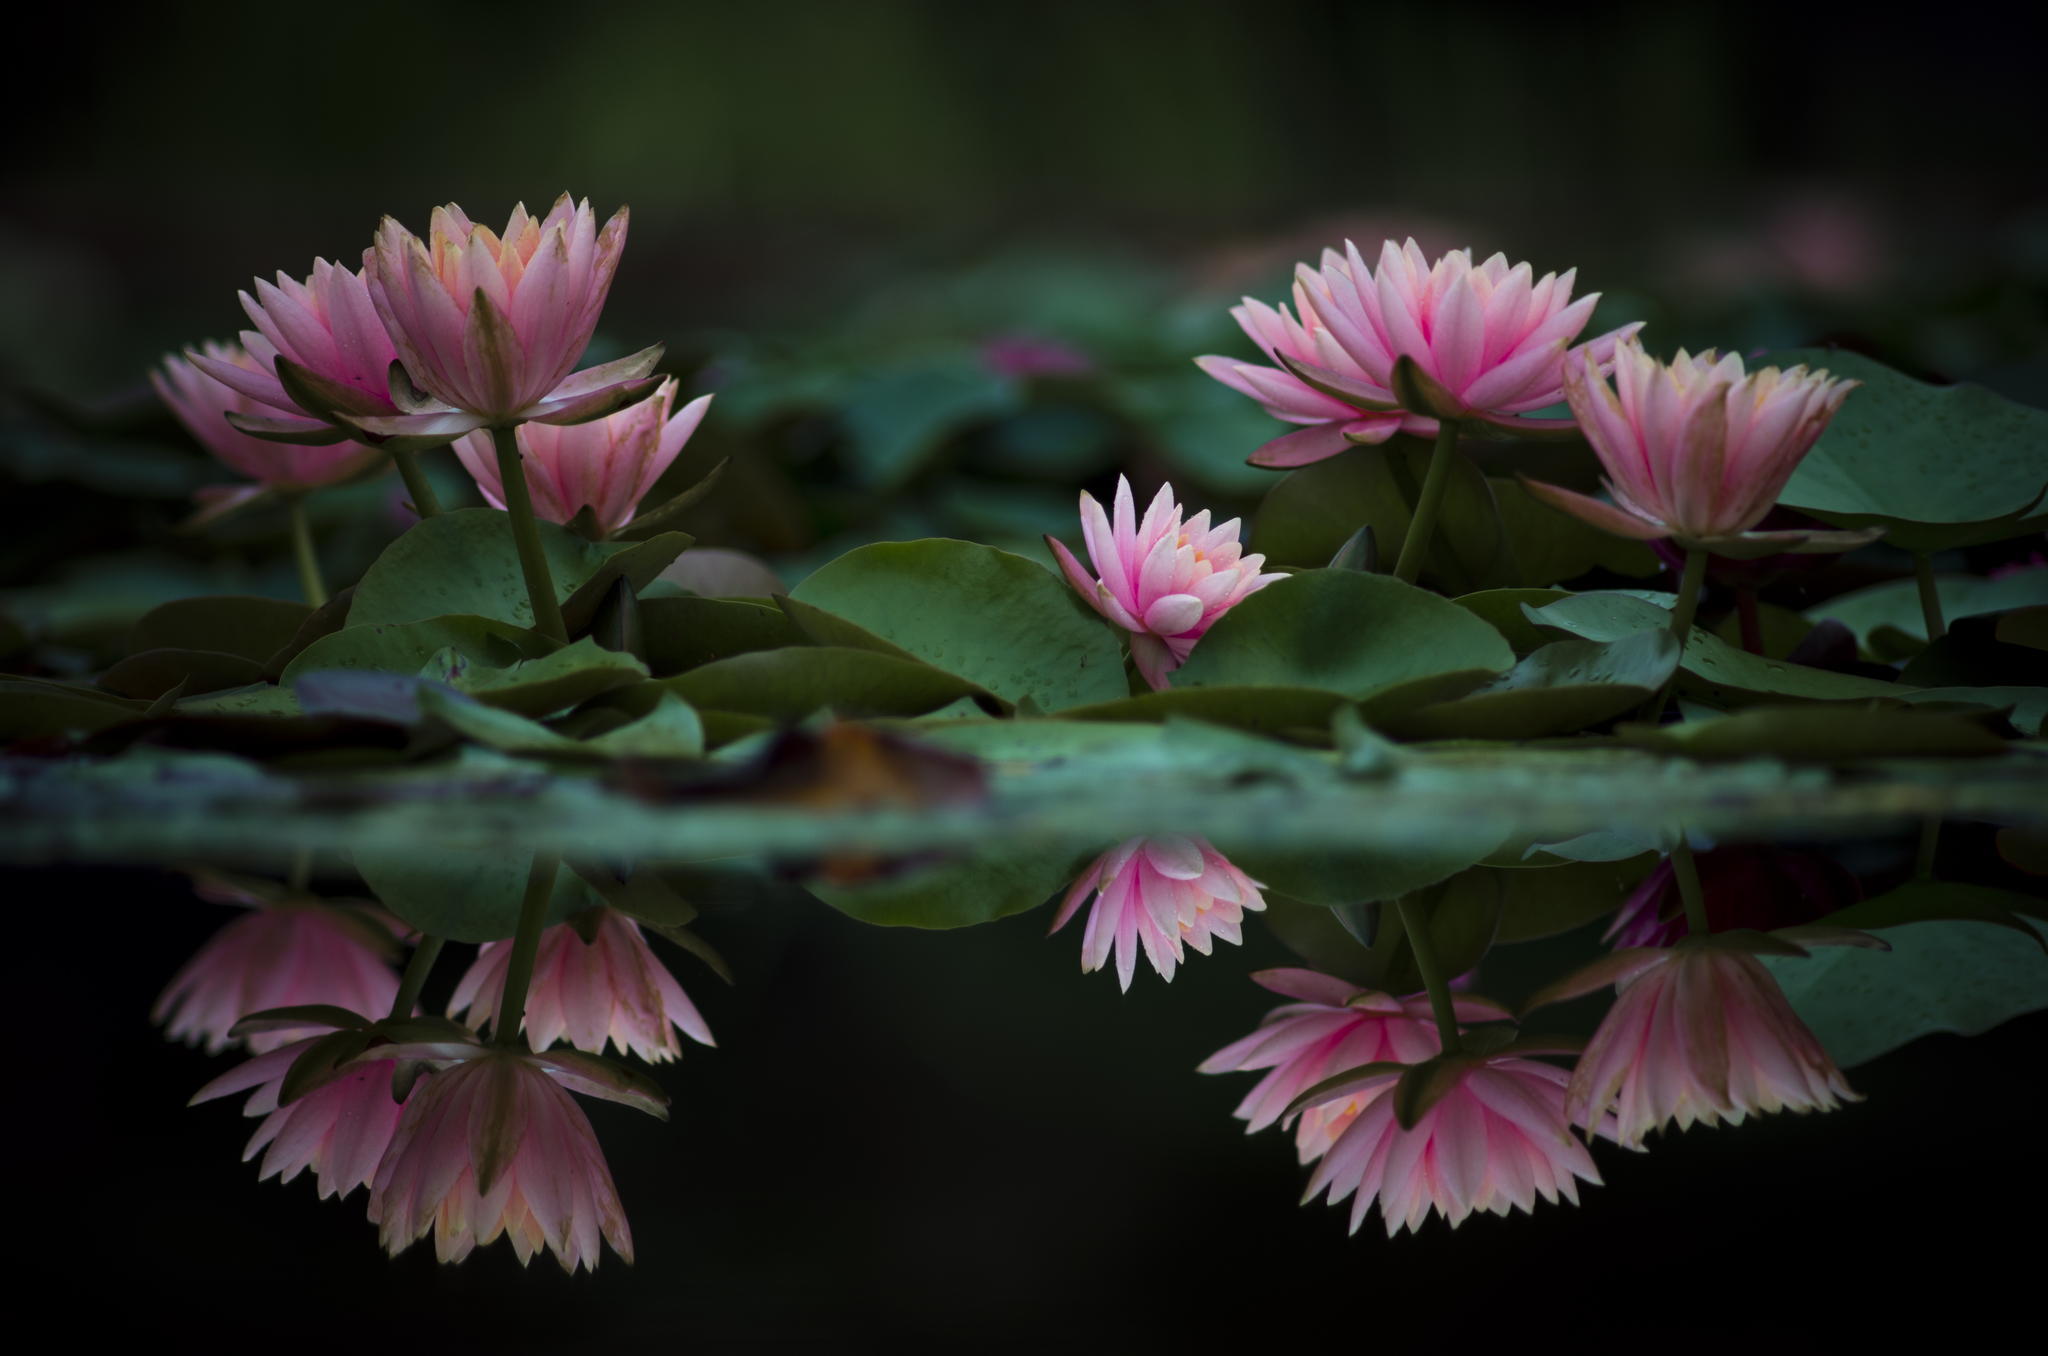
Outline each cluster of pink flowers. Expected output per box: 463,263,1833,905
156,194,707,535
170,891,709,1273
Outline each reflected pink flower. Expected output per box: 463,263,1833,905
1304,1054,1602,1236
451,378,711,536
1199,969,1511,1162
367,1043,664,1272
191,1036,408,1201
1606,846,1860,950
1565,943,1862,1147
447,908,712,1063
1197,239,1641,467
153,344,384,492
1521,340,1878,558
153,901,399,1054
358,194,658,441
1048,836,1266,991
185,258,400,436
1046,476,1282,689
981,333,1095,379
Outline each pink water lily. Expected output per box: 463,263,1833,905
451,378,711,536
1049,836,1266,990
153,344,385,496
356,194,659,442
1541,931,1877,1148
366,1041,665,1272
1303,1053,1605,1236
1522,339,1877,558
447,907,713,1063
1047,476,1283,690
191,1036,409,1201
1199,969,1511,1162
1197,239,1642,467
153,899,400,1054
185,257,400,439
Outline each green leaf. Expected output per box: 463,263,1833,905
1173,570,1514,712
810,843,1088,929
584,693,705,758
1489,858,1658,943
1451,588,1573,655
790,539,1128,709
1772,348,2048,551
347,508,687,632
1808,567,2048,648
1618,703,2013,759
1375,876,1503,996
660,646,990,722
837,357,1019,489
352,846,600,943
1899,686,2048,737
1490,477,1660,585
431,637,650,718
639,597,806,676
1248,439,1510,591
1760,920,2048,1067
1382,631,1679,741
99,649,267,701
1525,591,1906,703
127,595,314,663
280,615,544,686
1819,881,2045,943
0,676,143,737
1059,685,1346,736
1260,893,1379,986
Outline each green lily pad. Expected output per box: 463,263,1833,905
1488,858,1659,943
639,597,806,676
351,846,601,943
1173,571,1514,711
1761,920,2048,1067
1772,348,2048,550
99,649,268,701
281,615,545,686
1899,686,2048,737
127,595,313,663
1058,685,1346,736
1808,567,2048,648
1818,881,2045,942
809,842,1087,929
1525,591,1906,704
0,676,144,737
1451,588,1573,654
1489,477,1661,584
837,357,1019,489
659,646,990,722
1617,702,2013,759
1381,631,1680,741
790,539,1127,709
428,637,651,718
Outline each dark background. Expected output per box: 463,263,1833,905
8,0,2045,1345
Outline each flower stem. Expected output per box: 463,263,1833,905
1644,546,1707,723
389,934,444,1020
1671,839,1710,937
1395,893,1461,1052
494,852,560,1047
1392,419,1461,586
492,426,568,645
391,449,442,519
1913,552,1947,641
287,495,327,608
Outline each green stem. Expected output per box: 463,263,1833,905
494,853,561,1047
1913,552,1947,641
493,426,568,645
1671,839,1710,937
1395,894,1461,1052
391,449,442,519
287,495,327,608
1645,547,1708,723
1391,419,1461,586
1914,817,1942,881
388,935,445,1020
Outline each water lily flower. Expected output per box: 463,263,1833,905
191,1034,409,1201
356,194,660,442
447,908,713,1063
152,344,385,502
1199,969,1511,1162
1197,239,1642,467
153,898,400,1055
1047,476,1282,689
450,378,712,536
1521,340,1878,558
184,258,401,439
1302,1053,1603,1236
1606,846,1862,949
366,1042,665,1272
1049,836,1266,991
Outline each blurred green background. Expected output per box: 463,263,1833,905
7,1,2044,1343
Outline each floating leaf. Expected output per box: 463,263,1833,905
0,676,143,737
127,595,313,663
1382,631,1679,741
1617,702,2011,759
99,649,267,701
280,615,544,686
1899,686,2048,737
791,539,1127,709
1450,588,1572,655
353,846,600,943
1819,881,2045,943
639,597,806,676
1773,348,2048,551
1058,685,1345,736
659,646,990,722
837,357,1019,489
1488,858,1658,943
1809,567,2048,648
810,843,1086,929
433,637,650,718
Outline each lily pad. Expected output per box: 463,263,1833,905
1772,347,2048,550
0,676,144,737
127,595,313,663
1617,702,2013,759
352,846,602,943
1058,685,1346,736
99,649,268,701
809,843,1087,929
428,637,651,718
639,597,806,675
659,646,990,722
280,615,545,686
1809,567,2048,648
790,539,1127,709
1382,631,1680,741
